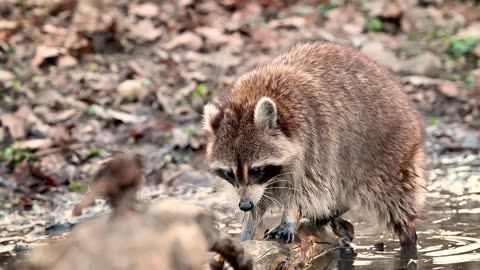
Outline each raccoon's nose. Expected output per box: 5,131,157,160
239,201,254,212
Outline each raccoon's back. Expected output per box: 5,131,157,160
275,42,424,186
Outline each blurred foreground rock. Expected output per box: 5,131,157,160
14,153,338,270
16,204,339,270
17,198,219,270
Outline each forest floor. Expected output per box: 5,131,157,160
1,0,480,269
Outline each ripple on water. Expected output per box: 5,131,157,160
323,194,480,270
423,236,480,260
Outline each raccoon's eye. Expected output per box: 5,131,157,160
214,169,236,184
225,170,235,180
250,165,283,184
262,165,283,180
249,167,262,178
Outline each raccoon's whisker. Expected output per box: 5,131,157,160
256,199,269,213
264,194,280,205
260,200,270,210
265,179,290,185
265,172,292,181
266,187,307,198
264,173,293,185
265,186,303,193
262,191,282,205
262,194,281,208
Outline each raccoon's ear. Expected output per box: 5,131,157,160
254,97,277,130
202,102,220,132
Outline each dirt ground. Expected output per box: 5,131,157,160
1,0,480,268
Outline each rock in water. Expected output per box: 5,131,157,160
17,198,220,270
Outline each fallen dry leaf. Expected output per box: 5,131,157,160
13,138,54,150
455,22,480,38
156,90,175,112
0,19,17,40
63,32,92,55
0,20,17,30
369,0,403,19
30,165,61,187
48,0,78,15
225,32,244,49
446,2,480,21
89,105,148,124
325,6,365,35
1,114,26,139
472,69,480,89
178,0,194,7
0,70,14,82
127,59,163,81
32,46,64,67
267,17,306,29
130,3,159,18
128,20,162,42
171,128,190,149
175,82,197,100
116,80,146,101
250,26,281,49
42,24,68,36
15,105,52,137
401,75,440,86
184,71,208,82
164,32,203,51
474,43,480,57
361,42,400,72
57,54,78,68
195,27,229,47
105,109,148,124
438,81,459,97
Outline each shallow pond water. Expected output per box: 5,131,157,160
304,192,480,270
1,194,479,270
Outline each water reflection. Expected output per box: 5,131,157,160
304,193,480,270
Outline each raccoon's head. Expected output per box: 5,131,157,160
203,96,301,212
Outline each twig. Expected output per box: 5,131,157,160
439,144,480,154
34,144,86,157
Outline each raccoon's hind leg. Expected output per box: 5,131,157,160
311,210,354,247
385,147,425,249
377,195,419,248
390,216,418,248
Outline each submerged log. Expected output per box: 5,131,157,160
241,220,340,270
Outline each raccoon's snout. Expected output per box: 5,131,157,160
239,200,254,212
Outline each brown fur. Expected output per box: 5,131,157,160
203,42,426,247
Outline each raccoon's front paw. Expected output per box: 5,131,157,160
264,222,296,243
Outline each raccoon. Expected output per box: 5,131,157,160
203,42,426,248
